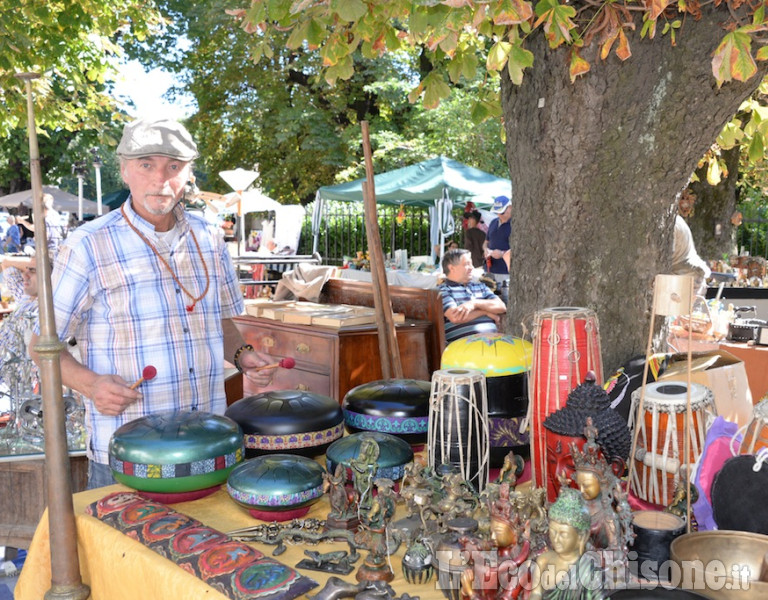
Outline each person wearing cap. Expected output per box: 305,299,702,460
439,248,506,343
463,209,486,268
483,195,512,301
29,117,276,489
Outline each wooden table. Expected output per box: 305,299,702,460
15,483,445,600
718,341,768,402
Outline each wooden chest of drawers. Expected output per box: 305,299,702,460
232,315,434,402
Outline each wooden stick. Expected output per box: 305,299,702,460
17,72,90,600
360,121,403,379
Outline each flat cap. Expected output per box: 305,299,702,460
116,118,199,161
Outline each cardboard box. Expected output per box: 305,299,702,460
660,350,753,427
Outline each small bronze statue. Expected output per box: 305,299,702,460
296,549,355,575
496,451,525,488
325,463,359,530
529,488,606,600
569,420,634,557
351,437,380,511
355,477,398,582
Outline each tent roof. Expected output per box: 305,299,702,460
0,185,106,214
317,156,512,208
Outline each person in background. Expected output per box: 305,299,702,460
3,216,21,254
439,248,507,343
0,256,40,391
463,209,486,268
17,193,65,259
29,117,277,489
671,214,711,295
484,195,512,302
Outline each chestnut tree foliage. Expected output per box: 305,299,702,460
231,0,768,371
0,0,161,192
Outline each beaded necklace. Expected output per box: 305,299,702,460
121,203,210,312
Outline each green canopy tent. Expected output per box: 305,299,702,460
312,156,512,258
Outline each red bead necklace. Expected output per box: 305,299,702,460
121,204,210,312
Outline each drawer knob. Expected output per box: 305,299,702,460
296,384,310,391
296,343,311,354
263,336,275,348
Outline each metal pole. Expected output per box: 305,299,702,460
16,72,90,600
77,177,83,222
94,163,102,216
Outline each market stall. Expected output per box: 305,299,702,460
312,156,512,262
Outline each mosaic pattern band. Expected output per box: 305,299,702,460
85,491,317,600
343,410,429,434
110,448,243,479
244,424,344,450
326,460,408,482
226,483,324,508
489,416,529,446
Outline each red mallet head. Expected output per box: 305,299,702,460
130,365,158,390
279,357,296,369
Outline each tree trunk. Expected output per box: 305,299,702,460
501,6,768,374
688,145,741,262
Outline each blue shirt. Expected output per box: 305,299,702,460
486,217,510,274
439,279,499,343
4,224,21,253
47,199,244,463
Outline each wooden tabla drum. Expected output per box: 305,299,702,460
427,368,489,492
740,398,768,455
629,381,716,506
530,307,603,489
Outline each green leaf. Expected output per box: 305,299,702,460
422,74,451,109
754,4,765,26
506,44,534,85
533,0,576,49
448,57,464,83
749,131,765,163
471,100,490,124
486,41,512,71
712,30,757,84
717,121,744,149
335,0,367,22
757,46,768,61
307,19,327,48
286,20,311,49
462,52,478,79
409,8,429,39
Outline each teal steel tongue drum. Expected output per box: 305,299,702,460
109,410,244,499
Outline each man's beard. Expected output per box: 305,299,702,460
143,195,179,216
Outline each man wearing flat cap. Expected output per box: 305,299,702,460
31,117,275,488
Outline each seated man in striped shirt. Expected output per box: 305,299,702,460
438,249,507,343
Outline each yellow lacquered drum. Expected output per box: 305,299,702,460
441,333,532,466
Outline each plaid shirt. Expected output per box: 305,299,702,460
439,279,499,343
49,199,244,463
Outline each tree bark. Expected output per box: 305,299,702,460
501,6,768,374
688,145,741,262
